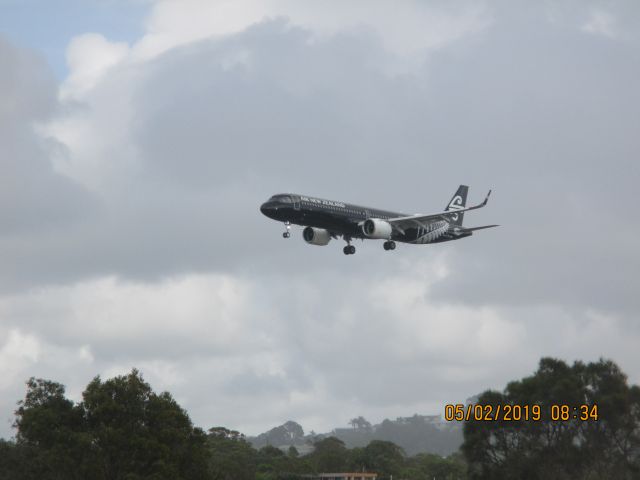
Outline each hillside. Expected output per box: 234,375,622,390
248,414,463,456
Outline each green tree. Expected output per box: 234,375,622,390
350,440,404,478
462,357,640,480
287,445,299,458
13,370,211,480
0,440,38,480
14,378,94,479
402,452,467,480
80,369,210,480
207,427,256,480
310,437,349,472
255,444,289,479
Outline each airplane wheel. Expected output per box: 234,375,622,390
283,232,290,238
383,242,390,250
343,246,350,255
389,241,396,250
349,245,356,254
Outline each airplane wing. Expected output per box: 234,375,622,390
386,190,492,234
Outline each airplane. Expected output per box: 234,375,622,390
259,185,497,255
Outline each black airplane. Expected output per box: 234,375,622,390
260,185,497,255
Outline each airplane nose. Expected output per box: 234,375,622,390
260,202,276,216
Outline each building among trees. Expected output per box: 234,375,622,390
301,474,377,480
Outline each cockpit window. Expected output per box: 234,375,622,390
269,194,293,203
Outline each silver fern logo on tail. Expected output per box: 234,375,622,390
447,195,464,222
445,185,469,226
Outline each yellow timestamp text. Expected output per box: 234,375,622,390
444,403,599,422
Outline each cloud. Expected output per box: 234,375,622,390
1,1,640,440
546,0,640,41
1,269,638,438
134,0,490,62
61,33,130,101
0,36,96,240
21,16,493,289
581,9,617,38
35,7,640,315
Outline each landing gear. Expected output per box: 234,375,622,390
343,237,356,255
383,240,396,251
282,222,291,238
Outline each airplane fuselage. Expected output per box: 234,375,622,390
260,193,471,245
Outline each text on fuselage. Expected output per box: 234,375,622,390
300,196,346,208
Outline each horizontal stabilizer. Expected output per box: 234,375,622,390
465,224,499,232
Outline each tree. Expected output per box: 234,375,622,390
351,440,405,478
14,378,93,479
252,421,304,448
349,416,372,432
13,370,210,480
402,452,467,480
462,357,640,480
85,369,211,479
373,415,462,456
310,437,349,472
0,439,39,480
207,427,255,480
255,445,290,479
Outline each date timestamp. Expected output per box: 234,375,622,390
444,403,599,422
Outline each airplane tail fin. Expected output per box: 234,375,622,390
445,185,468,226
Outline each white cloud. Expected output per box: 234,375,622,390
1,274,260,355
53,0,492,103
0,271,533,436
61,33,130,101
581,8,617,38
47,0,492,192
133,0,490,61
0,330,40,390
1,261,639,439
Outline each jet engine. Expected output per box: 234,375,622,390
303,226,331,245
362,219,393,239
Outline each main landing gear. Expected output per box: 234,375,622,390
383,240,396,251
343,245,356,255
343,236,356,255
282,221,291,238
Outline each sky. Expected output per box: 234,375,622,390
1,0,639,439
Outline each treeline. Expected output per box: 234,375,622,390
1,357,639,479
463,357,640,479
0,370,463,480
207,431,465,479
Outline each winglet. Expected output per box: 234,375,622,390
482,189,492,206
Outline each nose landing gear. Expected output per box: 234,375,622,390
383,241,396,251
282,222,291,238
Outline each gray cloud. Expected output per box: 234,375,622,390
1,2,640,440
0,36,96,239
61,12,640,318
419,12,640,315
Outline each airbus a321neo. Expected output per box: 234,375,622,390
260,185,497,255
